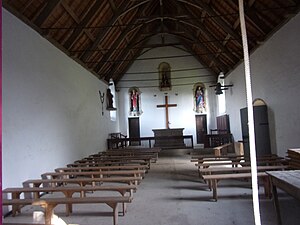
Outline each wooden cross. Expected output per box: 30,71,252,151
157,96,177,129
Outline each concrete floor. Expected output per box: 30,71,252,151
3,149,300,225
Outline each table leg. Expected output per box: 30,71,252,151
271,183,282,225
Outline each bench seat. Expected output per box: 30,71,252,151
23,176,142,188
41,169,146,180
202,172,269,201
3,196,132,225
3,185,137,216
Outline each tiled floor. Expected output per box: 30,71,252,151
3,149,300,225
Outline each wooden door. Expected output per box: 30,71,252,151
128,117,140,146
240,105,271,159
195,115,207,144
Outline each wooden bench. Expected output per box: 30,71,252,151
76,156,153,169
199,165,288,175
99,147,161,161
56,164,148,173
41,169,146,181
3,185,137,216
3,196,132,225
23,176,142,189
94,152,158,163
202,172,270,201
195,156,287,170
67,160,150,170
212,143,233,156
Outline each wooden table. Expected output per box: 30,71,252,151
267,170,300,225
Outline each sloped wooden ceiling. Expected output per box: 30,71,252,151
3,0,300,84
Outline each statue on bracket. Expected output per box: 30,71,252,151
129,87,142,116
158,62,171,91
106,88,116,110
193,83,206,113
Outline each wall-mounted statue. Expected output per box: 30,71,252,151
106,88,116,110
158,62,171,91
193,83,206,113
129,87,142,116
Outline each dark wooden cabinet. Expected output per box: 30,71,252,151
240,105,271,158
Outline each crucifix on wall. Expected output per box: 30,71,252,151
157,96,177,129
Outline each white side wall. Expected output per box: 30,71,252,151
2,9,119,188
226,13,300,156
117,36,216,146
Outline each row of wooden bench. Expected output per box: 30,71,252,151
2,147,161,225
190,153,289,201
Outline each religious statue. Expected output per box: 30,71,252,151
106,88,114,109
129,87,142,116
160,71,170,88
158,62,171,91
194,85,206,113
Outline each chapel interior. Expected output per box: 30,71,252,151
2,0,300,225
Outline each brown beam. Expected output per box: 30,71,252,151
34,0,62,27
63,0,105,50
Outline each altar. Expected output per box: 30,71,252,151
152,128,186,148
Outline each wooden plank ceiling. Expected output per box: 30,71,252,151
3,0,300,84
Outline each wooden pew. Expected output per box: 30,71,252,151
194,155,286,170
212,143,233,156
94,152,158,163
3,196,132,225
68,160,150,170
41,169,146,181
202,172,270,201
3,185,137,217
200,165,288,191
199,165,288,176
23,176,142,188
55,164,148,173
101,147,161,161
76,155,153,169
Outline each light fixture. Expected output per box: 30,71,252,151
209,82,233,95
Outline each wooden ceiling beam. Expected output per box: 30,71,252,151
20,0,34,14
103,31,147,82
179,25,229,73
80,1,131,62
80,0,153,64
181,42,218,77
94,1,155,75
63,0,105,50
174,3,239,65
94,20,144,74
60,2,96,44
176,0,243,47
113,47,145,84
33,0,62,27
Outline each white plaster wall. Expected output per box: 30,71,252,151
2,9,118,188
117,36,216,146
226,13,300,156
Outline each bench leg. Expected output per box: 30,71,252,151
38,203,57,225
107,202,119,225
212,179,218,201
